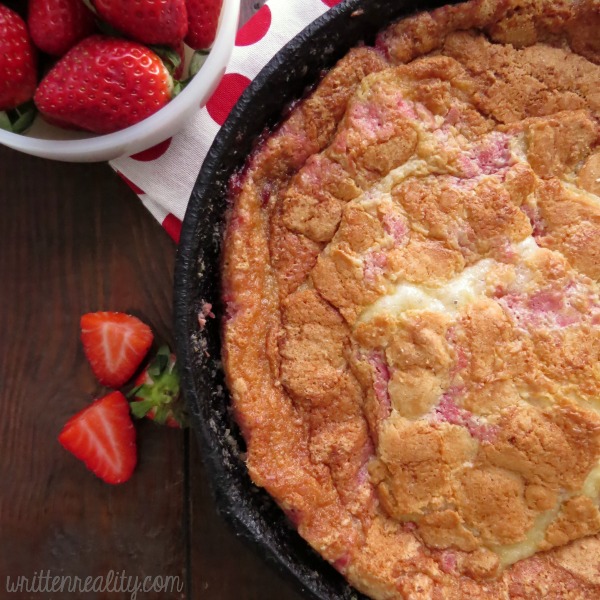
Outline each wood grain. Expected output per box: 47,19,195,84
0,150,185,599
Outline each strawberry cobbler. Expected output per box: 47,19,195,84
222,1,600,597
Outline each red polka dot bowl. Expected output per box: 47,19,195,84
0,0,240,163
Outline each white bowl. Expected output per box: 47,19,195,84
0,0,240,162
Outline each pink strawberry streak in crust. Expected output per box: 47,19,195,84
334,553,351,572
222,209,244,327
297,159,321,189
260,179,275,206
363,215,408,282
383,212,409,244
440,551,458,574
497,286,587,330
496,240,519,263
222,292,239,322
396,98,419,121
228,170,245,200
347,96,417,139
445,326,468,377
283,506,302,527
443,106,461,127
431,392,498,442
224,163,255,327
368,351,392,420
374,30,392,59
348,101,391,136
529,290,565,314
363,251,388,285
520,204,546,238
354,436,376,500
458,132,512,178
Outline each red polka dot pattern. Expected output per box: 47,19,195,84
163,213,182,244
116,171,145,196
130,138,172,162
235,5,272,46
206,73,251,126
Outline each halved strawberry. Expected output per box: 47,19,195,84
80,312,153,387
129,346,187,428
58,391,137,484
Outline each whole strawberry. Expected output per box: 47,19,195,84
34,36,174,134
0,4,37,111
28,0,96,56
92,0,187,46
185,0,222,50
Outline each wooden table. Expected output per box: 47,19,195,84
0,3,304,599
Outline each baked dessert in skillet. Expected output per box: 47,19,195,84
222,0,600,597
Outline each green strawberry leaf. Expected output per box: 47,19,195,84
0,112,11,132
172,81,184,97
172,51,211,96
189,50,210,78
130,399,154,418
0,101,36,134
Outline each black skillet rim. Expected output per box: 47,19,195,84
174,1,462,598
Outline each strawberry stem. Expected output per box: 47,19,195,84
151,46,182,78
128,345,188,428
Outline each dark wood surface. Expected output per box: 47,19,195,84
0,2,304,599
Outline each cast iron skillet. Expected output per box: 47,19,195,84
174,1,462,597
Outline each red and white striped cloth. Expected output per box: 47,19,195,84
110,0,342,243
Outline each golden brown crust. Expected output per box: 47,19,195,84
222,1,600,598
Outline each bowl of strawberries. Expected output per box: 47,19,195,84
0,0,239,162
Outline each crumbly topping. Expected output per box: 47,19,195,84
222,1,600,598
